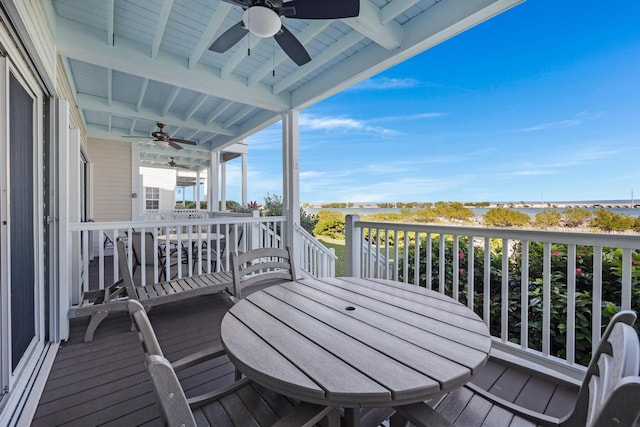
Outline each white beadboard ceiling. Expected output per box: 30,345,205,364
51,0,523,169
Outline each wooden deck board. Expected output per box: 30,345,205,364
34,279,579,426
32,293,235,427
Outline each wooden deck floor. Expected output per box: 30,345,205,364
33,292,579,426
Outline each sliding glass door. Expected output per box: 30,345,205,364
0,51,44,398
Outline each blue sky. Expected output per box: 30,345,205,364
227,0,640,205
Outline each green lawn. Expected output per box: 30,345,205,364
317,236,345,277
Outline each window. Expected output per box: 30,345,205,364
145,187,160,210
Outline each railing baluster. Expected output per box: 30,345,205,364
426,233,432,290
414,232,421,286
592,245,603,353
393,230,399,282
520,240,529,351
542,242,551,357
98,228,105,290
567,244,576,365
501,238,509,343
622,248,632,310
82,231,90,292
467,236,475,311
439,235,446,294
453,235,459,301
483,238,491,328
402,231,409,284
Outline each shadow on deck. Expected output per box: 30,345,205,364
33,293,579,426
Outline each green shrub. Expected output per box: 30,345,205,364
589,209,634,232
313,216,345,239
563,207,591,227
262,193,283,216
483,208,530,228
533,210,562,229
300,210,319,235
433,201,474,220
260,193,317,234
413,208,440,223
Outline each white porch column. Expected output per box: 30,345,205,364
282,109,300,251
241,152,247,205
221,160,227,211
208,151,220,211
195,170,201,210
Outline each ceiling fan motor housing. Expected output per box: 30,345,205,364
243,6,281,37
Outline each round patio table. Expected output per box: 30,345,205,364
221,276,491,427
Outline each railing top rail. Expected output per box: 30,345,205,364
353,219,640,249
70,216,286,232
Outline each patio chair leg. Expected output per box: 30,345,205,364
319,409,340,427
389,413,409,427
84,309,110,342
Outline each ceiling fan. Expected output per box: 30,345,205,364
209,0,360,66
168,157,191,169
124,123,198,150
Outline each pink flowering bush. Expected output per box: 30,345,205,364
400,237,640,365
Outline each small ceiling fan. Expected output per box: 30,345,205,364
124,123,197,150
168,157,191,169
210,0,360,66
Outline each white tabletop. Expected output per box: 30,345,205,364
221,276,491,423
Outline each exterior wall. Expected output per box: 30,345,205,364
55,56,86,148
140,167,176,211
87,138,132,221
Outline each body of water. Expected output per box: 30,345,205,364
304,206,640,218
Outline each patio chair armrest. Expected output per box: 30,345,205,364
272,402,339,427
171,344,226,372
463,383,561,426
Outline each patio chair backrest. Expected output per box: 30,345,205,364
564,310,640,427
127,299,195,427
231,246,295,300
116,237,139,301
131,231,160,266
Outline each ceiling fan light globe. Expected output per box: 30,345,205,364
243,6,281,38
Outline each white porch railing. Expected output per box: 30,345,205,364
345,214,640,379
66,215,286,305
295,224,337,278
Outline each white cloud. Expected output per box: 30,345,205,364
519,119,582,132
351,77,421,90
518,112,602,132
370,112,446,123
299,113,398,136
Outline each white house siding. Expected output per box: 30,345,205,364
56,56,86,148
140,167,177,211
87,138,132,221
